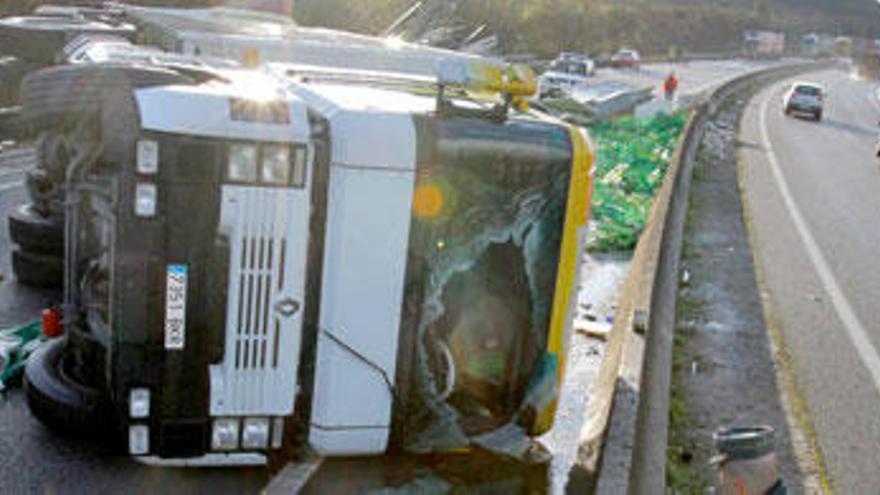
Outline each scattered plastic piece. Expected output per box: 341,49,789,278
0,320,44,391
41,308,63,338
575,319,612,341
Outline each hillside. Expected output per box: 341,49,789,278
1,0,877,59
661,0,878,18
297,0,880,57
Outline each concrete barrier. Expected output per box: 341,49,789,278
565,60,831,494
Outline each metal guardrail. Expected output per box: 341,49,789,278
565,60,830,494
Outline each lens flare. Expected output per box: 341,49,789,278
413,182,445,219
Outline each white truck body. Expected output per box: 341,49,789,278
124,6,495,77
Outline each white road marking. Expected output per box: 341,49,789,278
868,86,880,113
759,85,880,397
0,181,23,192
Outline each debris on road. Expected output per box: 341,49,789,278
575,318,612,341
0,320,42,391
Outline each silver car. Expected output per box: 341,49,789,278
783,82,825,121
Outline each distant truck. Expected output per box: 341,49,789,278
835,36,853,58
743,30,785,59
802,33,836,58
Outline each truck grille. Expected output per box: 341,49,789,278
210,186,307,417
233,235,283,370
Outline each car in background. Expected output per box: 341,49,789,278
782,81,825,121
538,56,594,98
611,48,640,69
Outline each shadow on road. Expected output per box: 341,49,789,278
819,119,876,138
302,451,550,494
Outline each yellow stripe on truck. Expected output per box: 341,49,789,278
533,124,594,434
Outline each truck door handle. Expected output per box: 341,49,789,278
274,298,300,318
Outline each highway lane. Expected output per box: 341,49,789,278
740,68,880,492
590,58,798,99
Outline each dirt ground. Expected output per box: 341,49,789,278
666,90,805,491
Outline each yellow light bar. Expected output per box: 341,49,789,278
503,64,538,97
436,59,538,103
436,58,504,94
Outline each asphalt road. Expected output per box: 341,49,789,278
0,147,270,494
740,68,880,492
590,58,798,100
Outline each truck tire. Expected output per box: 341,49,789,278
12,249,63,289
0,16,135,65
24,338,112,438
20,64,193,129
8,204,63,254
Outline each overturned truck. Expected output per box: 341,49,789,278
20,55,594,463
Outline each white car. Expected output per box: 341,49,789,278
538,58,594,98
783,82,825,121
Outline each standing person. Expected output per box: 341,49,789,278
663,72,679,101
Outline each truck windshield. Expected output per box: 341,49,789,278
401,117,574,440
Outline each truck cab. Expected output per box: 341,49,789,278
23,57,593,464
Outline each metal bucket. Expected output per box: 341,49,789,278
713,426,786,494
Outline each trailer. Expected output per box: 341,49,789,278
123,5,490,76
801,33,835,58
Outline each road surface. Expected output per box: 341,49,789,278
590,58,797,101
740,68,880,492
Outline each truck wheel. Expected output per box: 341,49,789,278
0,16,135,65
8,204,63,254
12,249,63,289
24,338,112,438
21,64,193,129
814,110,822,121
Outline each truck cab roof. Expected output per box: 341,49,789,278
136,70,310,144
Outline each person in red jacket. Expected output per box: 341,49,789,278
663,72,679,101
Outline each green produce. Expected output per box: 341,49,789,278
0,320,42,390
588,112,686,251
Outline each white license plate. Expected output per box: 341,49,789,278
164,264,188,350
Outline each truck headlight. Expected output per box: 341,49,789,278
129,388,150,419
212,418,240,451
241,417,270,449
129,425,150,455
134,183,157,218
136,140,159,175
228,144,258,182
261,144,290,185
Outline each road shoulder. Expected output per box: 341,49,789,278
666,85,806,491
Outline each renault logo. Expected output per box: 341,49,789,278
274,298,300,318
